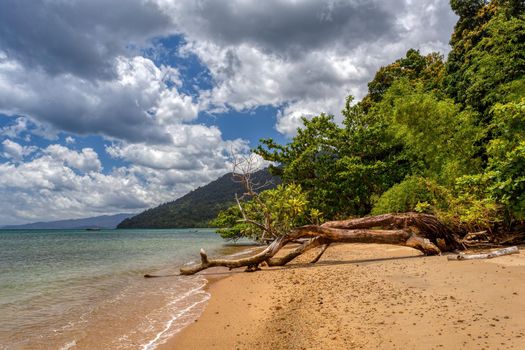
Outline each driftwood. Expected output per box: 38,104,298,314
447,246,519,261
179,213,465,275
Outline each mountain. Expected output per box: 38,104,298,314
117,168,280,229
2,213,135,230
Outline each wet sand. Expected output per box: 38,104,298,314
162,243,525,350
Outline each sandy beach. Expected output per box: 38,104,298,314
161,243,525,350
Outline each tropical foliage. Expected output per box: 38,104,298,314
211,183,321,242
214,0,525,240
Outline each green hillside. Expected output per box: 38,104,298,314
117,169,280,229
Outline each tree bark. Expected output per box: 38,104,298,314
321,212,463,249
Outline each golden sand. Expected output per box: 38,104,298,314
161,243,525,350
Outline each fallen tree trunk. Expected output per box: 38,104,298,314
177,213,460,275
321,212,464,250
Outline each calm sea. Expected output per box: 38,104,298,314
0,229,249,350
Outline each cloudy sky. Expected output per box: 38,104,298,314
0,0,457,225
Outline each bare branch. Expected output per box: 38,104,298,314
235,193,248,221
310,243,330,264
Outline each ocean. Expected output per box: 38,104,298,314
0,228,249,350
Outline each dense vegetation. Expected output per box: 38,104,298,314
215,0,525,241
117,169,279,229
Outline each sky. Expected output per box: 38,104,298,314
0,0,458,225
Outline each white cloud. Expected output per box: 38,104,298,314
0,126,252,224
0,158,150,223
188,43,368,134
0,55,199,143
156,0,457,135
0,117,28,139
1,139,36,161
44,144,102,173
107,124,248,171
155,89,199,124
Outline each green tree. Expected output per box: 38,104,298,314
486,98,525,220
257,100,410,219
450,0,487,18
376,79,484,183
212,183,317,242
361,49,445,111
445,1,525,119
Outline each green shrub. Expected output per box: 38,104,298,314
371,176,445,215
438,173,502,231
212,183,319,242
486,98,525,221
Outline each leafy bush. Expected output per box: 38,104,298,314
371,177,446,215
486,98,525,220
212,184,320,242
438,173,502,231
372,174,502,231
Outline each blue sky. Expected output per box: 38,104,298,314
0,0,457,224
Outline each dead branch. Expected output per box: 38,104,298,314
180,236,289,275
310,243,330,264
231,154,277,240
447,246,519,261
267,237,328,266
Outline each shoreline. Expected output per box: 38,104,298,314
0,228,237,350
147,244,264,348
160,243,525,349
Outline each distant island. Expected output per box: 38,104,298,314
2,213,134,230
117,168,280,229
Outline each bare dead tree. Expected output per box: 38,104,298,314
230,153,280,242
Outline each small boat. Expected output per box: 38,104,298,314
85,228,101,231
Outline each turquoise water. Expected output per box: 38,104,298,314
0,229,246,349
